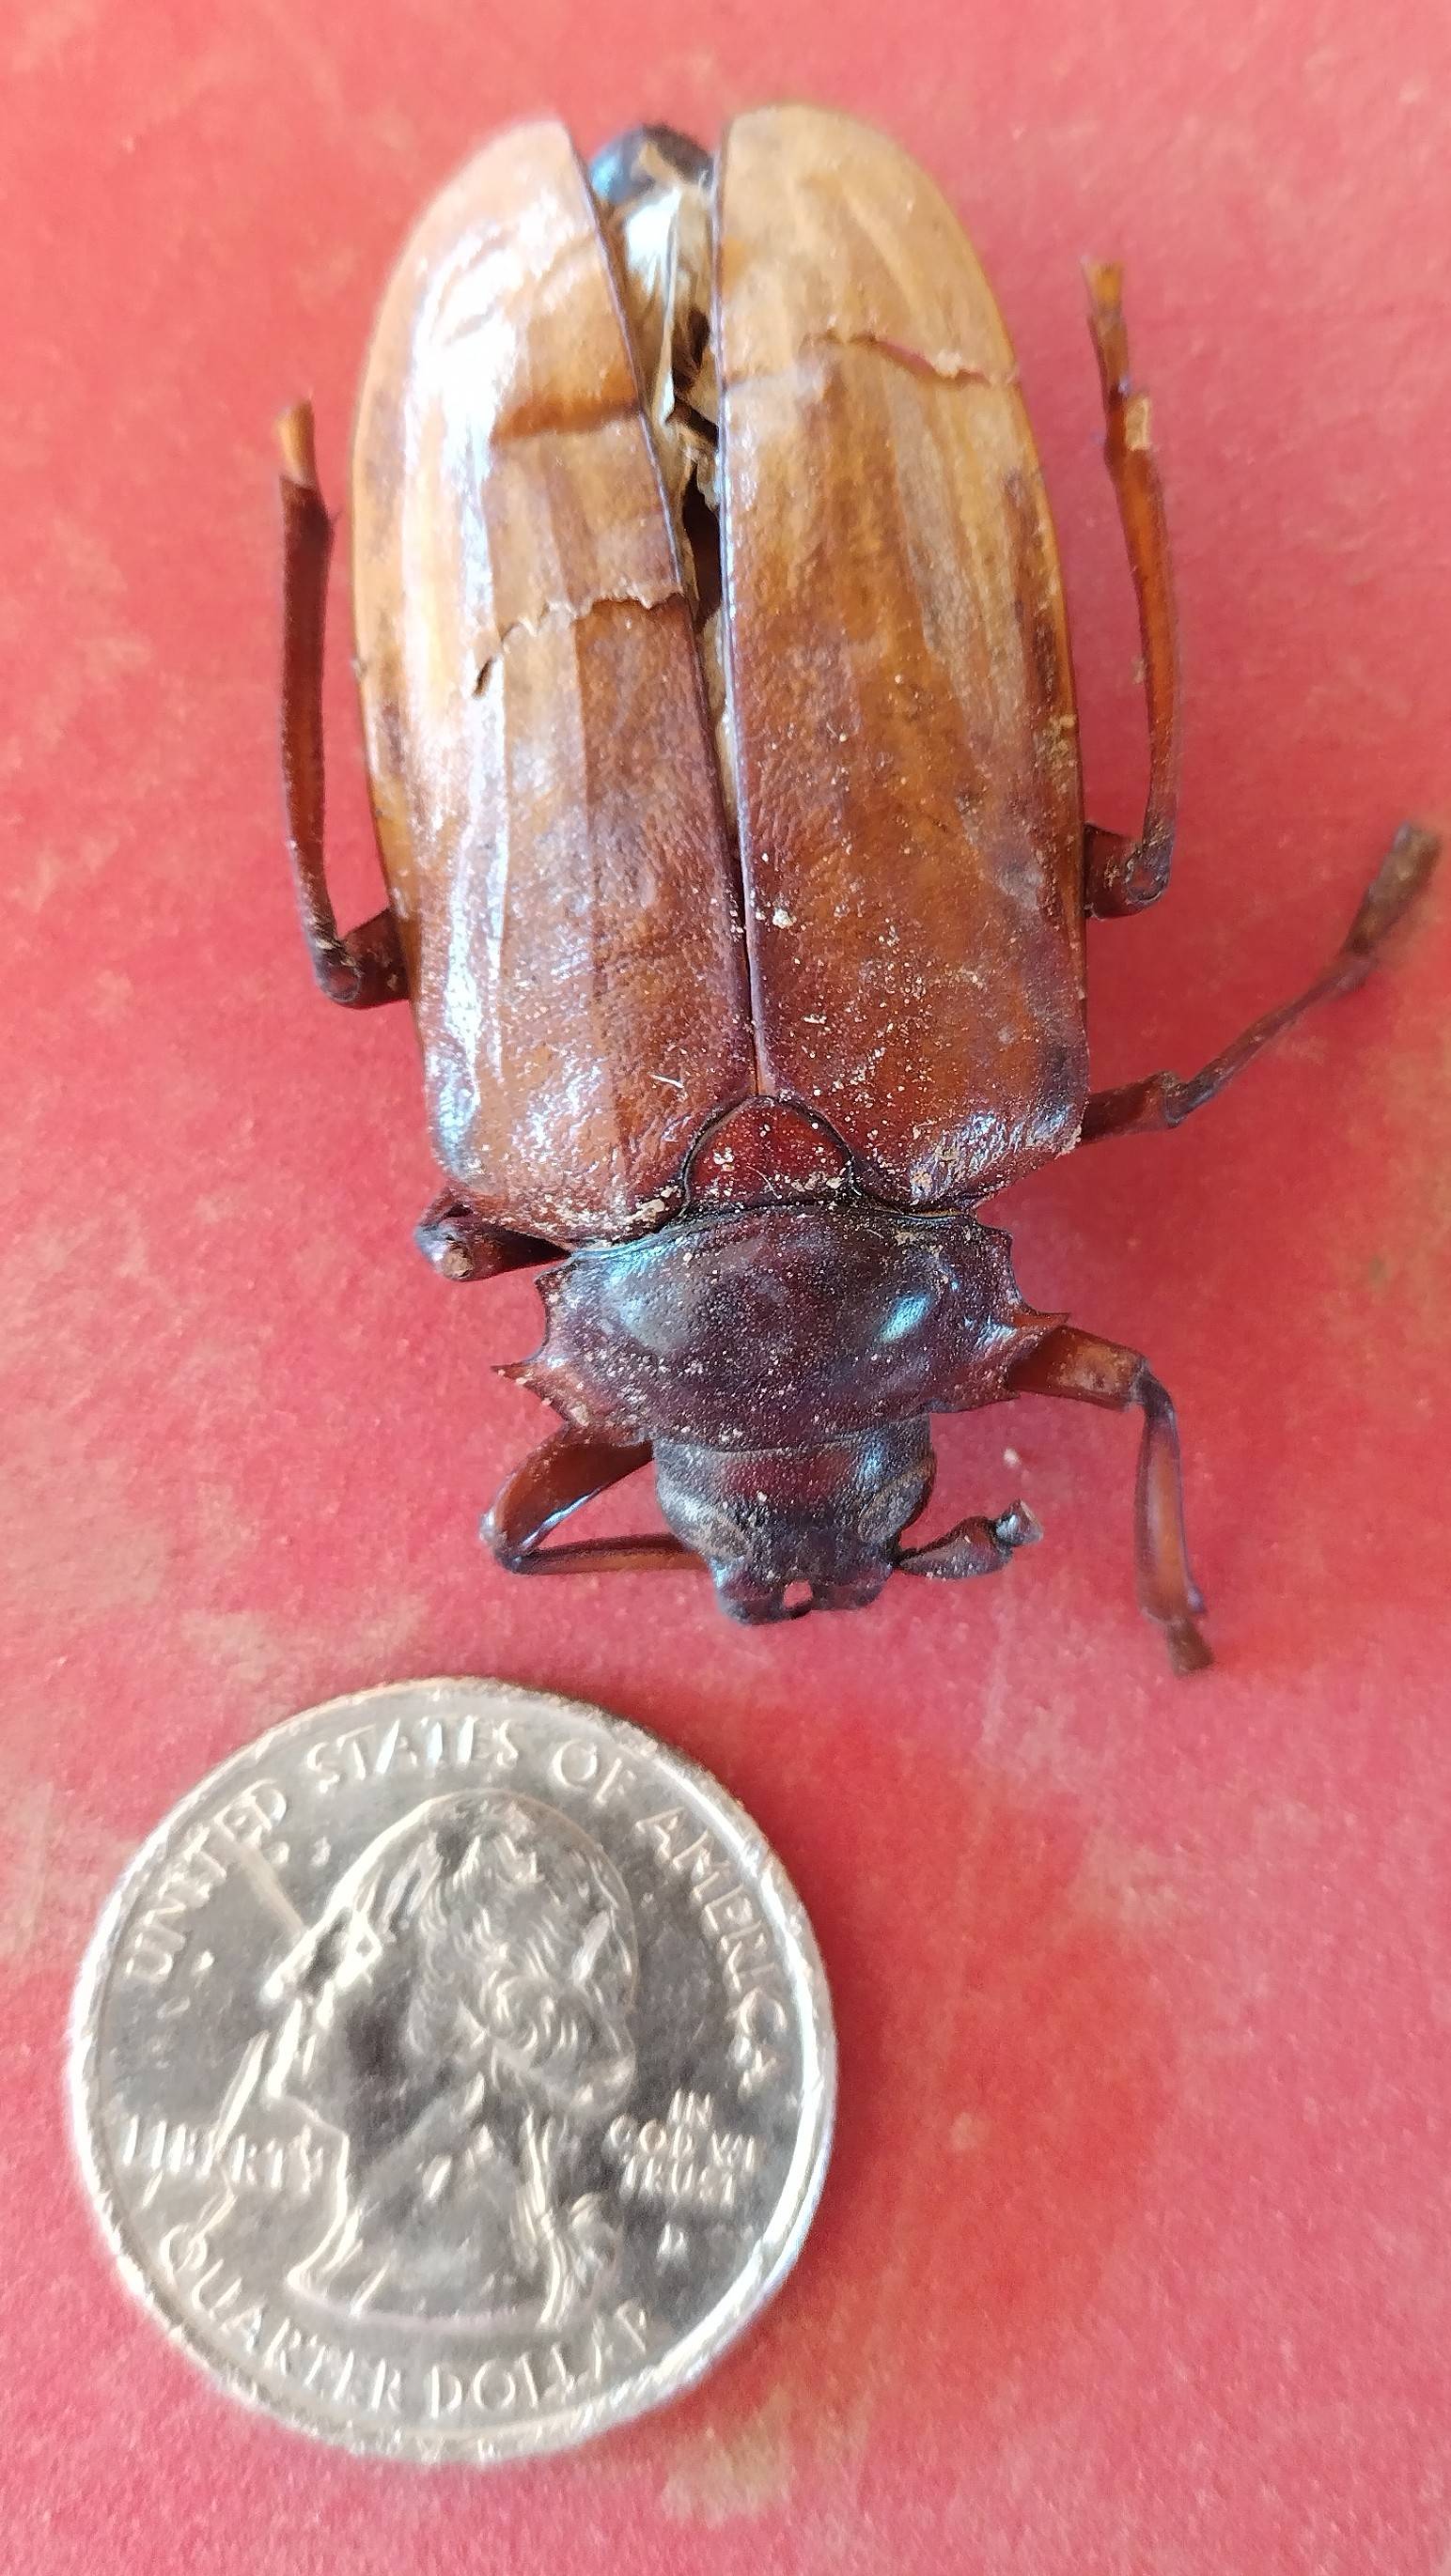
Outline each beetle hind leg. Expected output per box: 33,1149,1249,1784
1082,264,1181,919
1081,821,1441,1142
277,402,407,1008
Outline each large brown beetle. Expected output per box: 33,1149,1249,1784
277,106,1438,1670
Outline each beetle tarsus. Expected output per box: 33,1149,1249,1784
1082,818,1443,1145
991,1500,1042,1551
1343,820,1441,963
1165,1615,1214,1677
897,1502,1038,1581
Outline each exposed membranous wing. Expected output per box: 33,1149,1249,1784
593,127,735,836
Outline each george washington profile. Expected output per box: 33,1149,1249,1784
238,1791,638,2333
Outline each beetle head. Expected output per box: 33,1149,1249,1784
650,1420,936,1622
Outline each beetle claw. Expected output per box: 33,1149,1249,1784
991,1500,1042,1551
1344,820,1441,962
1165,1616,1213,1676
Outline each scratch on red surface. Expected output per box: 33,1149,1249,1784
5,1412,171,1627
0,1762,132,1970
814,1767,1178,2453
660,2383,795,2523
609,1738,1179,2502
8,0,101,79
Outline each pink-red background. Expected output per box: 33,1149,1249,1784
4,2,1448,2569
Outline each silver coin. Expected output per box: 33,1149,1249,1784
69,1678,834,2464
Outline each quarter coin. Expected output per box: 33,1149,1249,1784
69,1679,835,2463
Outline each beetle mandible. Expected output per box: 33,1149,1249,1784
276,107,1438,1671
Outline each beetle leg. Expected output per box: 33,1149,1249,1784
277,401,407,1008
482,1426,704,1575
413,1190,561,1282
897,1502,1042,1581
1006,1326,1211,1675
1081,822,1441,1141
1082,264,1180,918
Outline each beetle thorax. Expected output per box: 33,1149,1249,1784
512,1196,1059,1616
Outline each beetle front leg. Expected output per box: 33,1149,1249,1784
483,1426,705,1576
1081,822,1440,1141
278,402,407,1008
896,1502,1042,1582
1082,264,1180,918
1006,1326,1211,1675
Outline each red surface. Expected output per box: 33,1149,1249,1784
4,4,1449,2570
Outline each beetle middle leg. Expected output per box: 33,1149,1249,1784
1082,263,1181,919
413,1190,561,1282
1080,822,1440,1143
277,402,407,1008
1006,1325,1211,1675
483,1426,703,1576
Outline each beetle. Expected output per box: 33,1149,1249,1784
277,105,1438,1671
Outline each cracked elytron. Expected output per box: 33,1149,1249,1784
277,107,1437,1668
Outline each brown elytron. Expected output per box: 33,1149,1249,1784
350,121,752,1244
277,105,1439,1670
717,108,1085,1203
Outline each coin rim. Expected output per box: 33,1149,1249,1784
67,1677,836,2466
